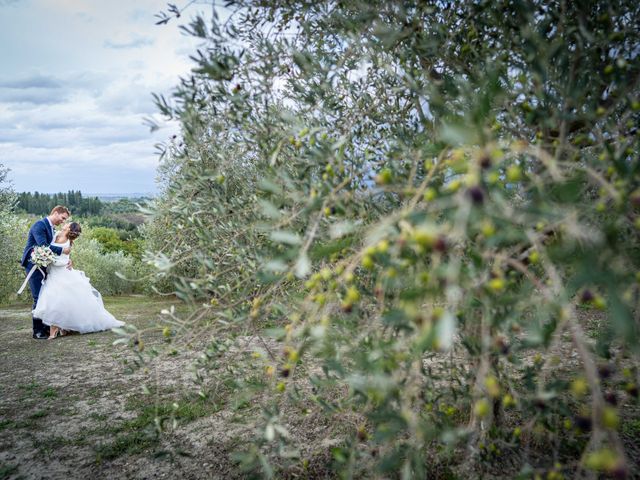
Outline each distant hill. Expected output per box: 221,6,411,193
85,193,156,203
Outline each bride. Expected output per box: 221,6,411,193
32,222,124,339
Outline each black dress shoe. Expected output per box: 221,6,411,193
32,332,48,340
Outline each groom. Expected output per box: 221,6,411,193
21,205,71,339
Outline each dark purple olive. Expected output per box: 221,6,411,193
580,289,594,303
574,414,592,432
467,186,485,205
434,236,448,253
604,391,618,405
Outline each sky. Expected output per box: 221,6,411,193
0,0,213,194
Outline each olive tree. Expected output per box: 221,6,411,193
137,1,640,476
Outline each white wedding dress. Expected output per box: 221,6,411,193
33,240,124,333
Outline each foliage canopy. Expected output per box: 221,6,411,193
139,1,640,477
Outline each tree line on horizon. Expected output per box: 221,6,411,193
17,191,103,216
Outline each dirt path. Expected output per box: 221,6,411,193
0,296,247,480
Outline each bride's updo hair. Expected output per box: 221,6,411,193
67,222,82,245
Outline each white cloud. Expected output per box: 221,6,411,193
104,34,155,50
0,0,214,193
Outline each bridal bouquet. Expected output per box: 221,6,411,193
31,246,56,268
17,246,56,294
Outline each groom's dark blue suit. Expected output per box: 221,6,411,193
22,218,64,337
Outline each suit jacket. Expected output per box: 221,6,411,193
21,218,63,267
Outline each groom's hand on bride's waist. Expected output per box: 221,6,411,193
66,259,73,270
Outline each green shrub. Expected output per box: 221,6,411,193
0,214,30,304
0,164,25,304
72,238,143,296
86,226,142,258
84,214,144,231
